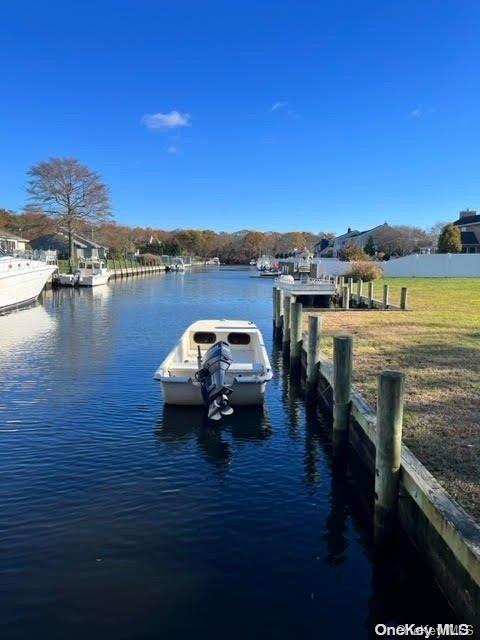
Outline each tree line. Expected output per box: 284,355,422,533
0,156,464,263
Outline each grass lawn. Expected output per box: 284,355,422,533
56,259,131,273
305,277,480,520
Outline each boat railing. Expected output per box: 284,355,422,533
8,249,58,264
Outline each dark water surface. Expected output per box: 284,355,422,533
0,268,454,639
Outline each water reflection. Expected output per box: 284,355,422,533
0,303,56,363
156,405,271,473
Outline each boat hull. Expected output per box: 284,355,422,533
0,264,56,313
78,274,110,287
160,378,267,406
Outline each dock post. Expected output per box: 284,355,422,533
368,281,374,308
383,284,389,309
348,277,353,296
273,287,283,337
374,371,405,545
273,287,279,331
332,335,353,455
290,301,303,367
357,279,363,301
342,285,349,309
307,315,322,394
339,276,345,289
278,288,284,334
282,295,291,349
400,287,408,310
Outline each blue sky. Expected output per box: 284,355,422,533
1,0,479,233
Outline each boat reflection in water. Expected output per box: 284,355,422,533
155,405,271,472
0,304,56,363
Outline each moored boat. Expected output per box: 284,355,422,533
57,271,80,287
154,319,272,419
77,259,111,287
0,250,57,314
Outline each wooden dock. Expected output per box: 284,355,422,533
272,294,480,626
274,275,409,311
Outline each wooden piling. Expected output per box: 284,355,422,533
374,370,405,544
342,285,349,309
339,276,345,289
400,287,408,310
278,289,284,333
348,277,353,295
368,281,374,308
290,301,303,366
332,335,353,454
273,287,279,330
357,279,363,300
282,295,291,348
383,284,389,309
307,315,322,393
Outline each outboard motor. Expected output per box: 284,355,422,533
196,341,234,420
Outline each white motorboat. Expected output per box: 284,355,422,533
77,259,111,287
205,257,221,266
154,319,272,419
0,250,57,314
256,254,273,270
258,269,282,277
57,271,80,286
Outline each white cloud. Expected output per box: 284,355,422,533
142,110,191,129
167,144,179,154
270,101,288,112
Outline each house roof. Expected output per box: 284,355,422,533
454,214,480,226
461,231,479,245
350,222,388,239
55,229,108,249
315,222,387,247
0,231,29,242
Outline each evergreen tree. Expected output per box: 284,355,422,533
364,235,376,256
437,224,462,253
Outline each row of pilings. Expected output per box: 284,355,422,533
273,285,405,546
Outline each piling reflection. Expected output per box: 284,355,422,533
155,405,271,473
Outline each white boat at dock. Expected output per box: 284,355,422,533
256,268,282,277
77,259,111,287
0,249,57,314
154,319,272,419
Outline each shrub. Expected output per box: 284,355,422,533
137,253,162,265
338,242,369,261
347,261,382,282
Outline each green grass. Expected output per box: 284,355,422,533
57,259,134,273
306,277,480,520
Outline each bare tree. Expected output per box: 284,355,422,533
375,224,431,257
27,157,112,264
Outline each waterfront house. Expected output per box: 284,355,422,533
0,231,30,253
453,210,480,253
314,223,388,257
31,230,108,260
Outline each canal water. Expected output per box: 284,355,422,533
0,268,454,639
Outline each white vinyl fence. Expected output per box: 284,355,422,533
382,254,480,278
310,258,352,277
